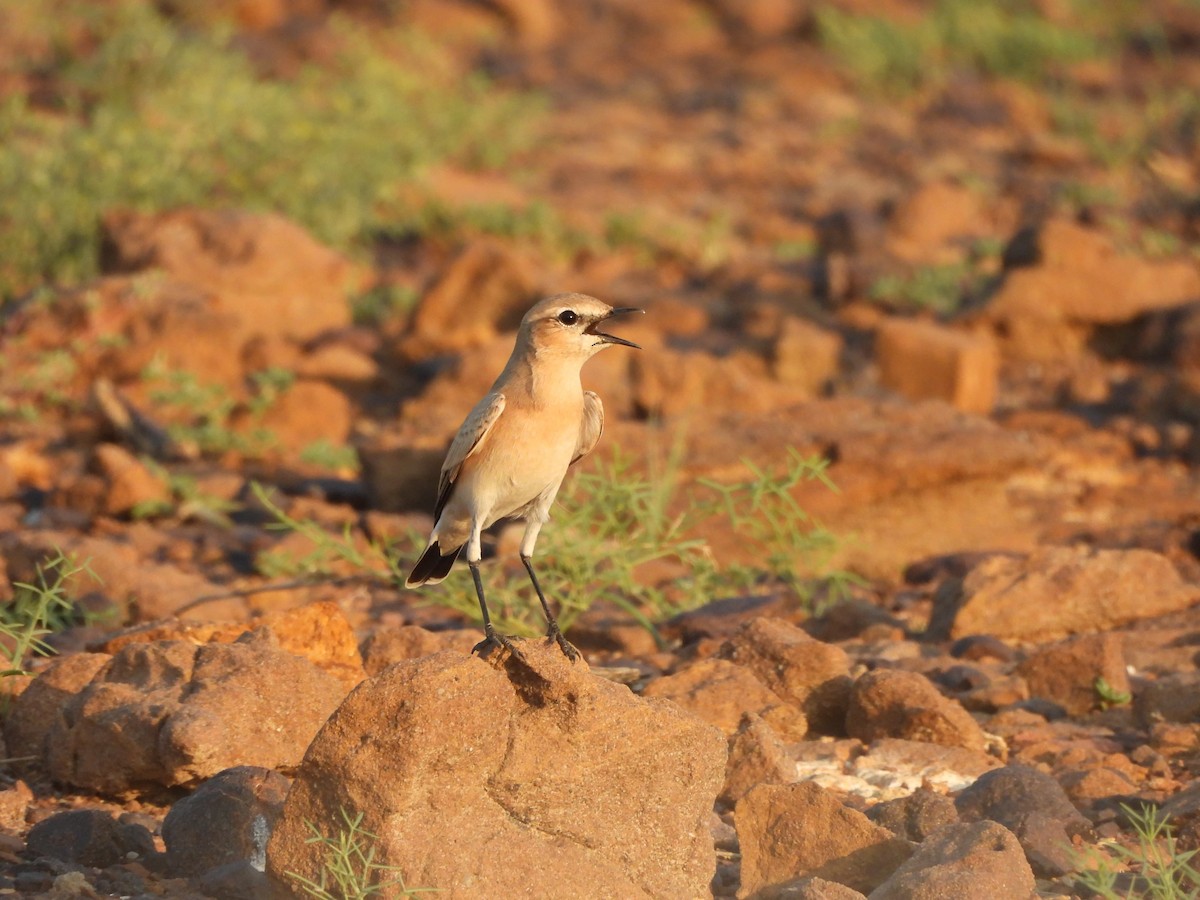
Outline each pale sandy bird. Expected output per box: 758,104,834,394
405,293,643,660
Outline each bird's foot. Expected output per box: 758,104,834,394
472,629,523,661
546,624,580,663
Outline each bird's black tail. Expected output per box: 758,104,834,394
405,540,461,588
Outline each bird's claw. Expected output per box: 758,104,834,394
472,630,523,661
546,625,580,663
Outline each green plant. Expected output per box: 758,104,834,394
300,440,361,473
350,283,420,327
0,2,542,299
2,551,102,677
140,357,282,457
130,463,242,526
287,808,432,900
254,445,850,641
1094,676,1132,709
869,263,971,314
1073,803,1200,899
696,450,854,607
816,0,1103,96
252,482,407,583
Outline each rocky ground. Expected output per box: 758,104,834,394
3,0,1200,898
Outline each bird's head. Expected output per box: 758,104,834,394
521,293,643,358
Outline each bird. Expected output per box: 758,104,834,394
404,293,643,661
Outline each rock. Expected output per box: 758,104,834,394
3,530,244,623
1135,671,1200,727
867,788,959,842
254,380,353,455
758,876,868,899
485,0,562,46
101,208,355,343
359,625,479,675
721,714,796,807
631,344,811,419
4,652,110,777
1015,633,1130,716
679,398,1045,581
90,443,172,517
735,781,912,897
772,317,843,395
886,182,987,264
195,860,268,900
0,780,32,832
1057,767,1138,808
944,546,1199,642
868,820,1035,900
875,319,998,414
266,644,726,899
720,618,852,734
846,669,987,752
162,766,289,878
706,0,809,41
989,218,1200,359
954,764,1093,877
26,809,156,869
294,341,379,384
43,632,347,792
400,239,539,358
641,657,809,741
98,600,366,691
852,739,1001,797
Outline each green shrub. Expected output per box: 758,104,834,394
0,1,542,298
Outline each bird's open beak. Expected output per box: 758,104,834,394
589,307,644,349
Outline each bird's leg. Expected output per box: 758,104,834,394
466,525,518,660
470,561,520,659
521,555,579,663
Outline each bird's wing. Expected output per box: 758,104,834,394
571,390,605,466
434,392,506,520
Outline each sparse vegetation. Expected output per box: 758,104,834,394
0,0,542,299
2,551,102,677
255,446,849,642
140,357,286,457
1073,803,1200,899
287,808,432,900
816,0,1103,96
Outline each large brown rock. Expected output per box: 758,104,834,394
945,546,1199,642
875,319,998,414
101,208,355,343
676,398,1046,581
1015,632,1130,716
38,632,347,793
989,218,1200,359
954,764,1093,877
721,714,796,807
720,618,852,734
846,670,987,752
869,820,1035,900
266,644,726,899
400,239,540,358
641,657,809,741
735,781,912,897
98,600,366,691
4,653,111,777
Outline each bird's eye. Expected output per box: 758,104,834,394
557,310,578,326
